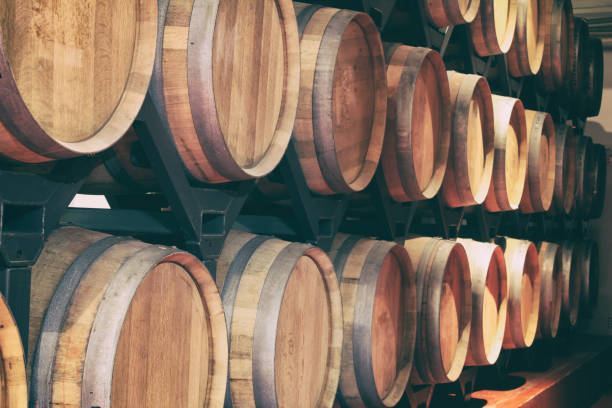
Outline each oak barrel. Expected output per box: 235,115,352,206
484,95,528,212
560,241,580,328
330,234,416,407
382,44,451,202
469,0,518,56
507,0,547,77
539,0,574,91
421,0,480,28
502,238,540,349
150,0,300,183
574,136,595,218
0,0,156,163
582,37,604,117
519,110,556,213
552,123,576,215
567,17,590,110
589,143,607,219
536,242,563,339
403,237,471,384
442,72,494,208
575,239,599,315
217,230,342,408
28,227,227,408
292,3,386,195
0,293,27,407
457,239,507,367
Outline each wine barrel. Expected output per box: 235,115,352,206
421,0,480,28
402,237,471,384
583,37,604,117
560,241,580,328
502,238,540,349
28,227,227,408
536,242,562,339
0,293,27,407
150,0,299,183
507,0,547,77
292,3,386,195
575,239,599,315
330,234,416,407
457,239,507,367
589,143,607,219
484,95,528,212
574,136,595,218
567,17,590,108
519,110,556,213
0,0,156,163
217,230,342,408
539,0,574,91
442,72,494,208
469,0,518,56
552,123,576,215
382,44,451,202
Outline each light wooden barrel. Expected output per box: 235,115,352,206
502,238,540,349
560,241,580,328
484,95,528,212
507,0,547,76
469,0,518,56
552,123,576,215
539,0,574,91
216,230,342,408
0,293,27,407
402,237,471,384
28,227,227,408
457,239,507,367
442,71,494,208
0,0,156,163
567,17,590,104
519,110,556,213
292,3,386,195
537,242,563,339
574,136,595,218
382,44,451,202
421,0,480,28
575,239,599,315
589,143,607,219
583,38,604,117
150,0,299,183
330,234,416,407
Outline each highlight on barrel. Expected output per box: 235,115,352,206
382,44,451,202
402,237,471,384
0,0,157,162
457,239,507,367
582,37,604,117
28,227,227,408
484,95,528,212
216,230,342,408
589,143,607,219
537,241,563,339
507,0,547,77
292,3,386,195
150,0,300,183
421,0,480,28
519,110,556,213
574,136,595,218
566,17,590,107
575,239,599,316
552,123,576,215
560,241,580,329
330,234,416,407
442,72,495,208
469,0,518,56
539,0,574,91
0,293,27,407
502,238,540,349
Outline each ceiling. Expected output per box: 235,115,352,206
574,0,612,46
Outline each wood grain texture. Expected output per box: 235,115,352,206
560,241,580,329
403,237,471,384
519,110,556,213
293,4,386,195
458,239,507,367
507,0,546,76
469,0,518,56
539,0,573,91
329,234,416,407
552,123,576,215
0,292,27,408
484,95,528,212
421,0,480,28
502,238,540,349
588,143,606,219
536,242,562,339
0,0,157,161
382,43,451,202
574,239,599,316
442,71,494,208
566,17,589,100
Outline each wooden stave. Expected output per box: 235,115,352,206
502,238,540,349
469,0,518,57
382,44,451,202
420,0,480,28
519,110,556,213
575,239,599,315
536,241,563,339
29,226,228,408
566,17,590,107
507,0,547,77
403,237,471,384
457,239,508,367
560,241,581,328
0,292,27,407
330,234,416,407
583,37,604,117
574,136,594,218
0,0,157,162
442,71,495,208
552,123,576,215
485,95,528,212
217,230,343,408
589,143,607,219
539,0,574,91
